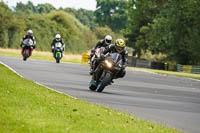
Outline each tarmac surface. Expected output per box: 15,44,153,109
1,56,200,133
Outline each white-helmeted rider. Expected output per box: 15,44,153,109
20,29,36,55
89,35,112,73
51,34,65,56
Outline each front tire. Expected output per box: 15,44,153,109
56,58,60,63
23,57,27,61
96,72,112,92
55,52,62,63
23,50,29,61
89,80,97,91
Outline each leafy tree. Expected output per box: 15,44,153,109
0,2,25,48
95,0,128,32
15,2,97,30
125,0,168,58
15,1,37,13
146,0,200,64
37,3,55,13
63,8,97,29
15,1,55,14
93,26,113,39
126,0,200,64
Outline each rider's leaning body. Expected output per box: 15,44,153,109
90,35,112,60
20,30,36,55
103,39,128,67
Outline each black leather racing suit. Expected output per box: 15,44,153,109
89,39,109,73
90,39,108,59
21,35,36,54
21,35,36,48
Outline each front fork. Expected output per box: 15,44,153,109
21,48,33,56
54,51,62,59
93,64,112,85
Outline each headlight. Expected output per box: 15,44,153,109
105,60,112,68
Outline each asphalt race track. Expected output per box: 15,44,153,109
1,56,200,133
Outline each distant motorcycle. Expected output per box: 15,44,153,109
22,39,34,61
53,42,63,63
89,52,123,92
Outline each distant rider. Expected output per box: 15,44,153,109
103,39,128,80
90,35,112,61
89,35,112,73
51,34,65,58
21,29,36,55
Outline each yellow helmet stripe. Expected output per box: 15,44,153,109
118,39,125,47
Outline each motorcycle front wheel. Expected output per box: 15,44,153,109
55,52,62,63
56,58,60,63
23,57,27,61
89,80,97,91
23,50,29,61
96,72,112,92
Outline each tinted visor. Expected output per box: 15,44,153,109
106,39,111,44
28,33,32,36
56,38,60,41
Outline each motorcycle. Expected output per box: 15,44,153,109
89,47,105,75
89,52,123,92
22,39,34,61
53,42,63,63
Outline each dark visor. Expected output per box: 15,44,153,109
106,39,111,43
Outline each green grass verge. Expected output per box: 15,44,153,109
0,64,180,133
129,67,200,80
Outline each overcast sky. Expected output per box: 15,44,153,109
4,0,97,10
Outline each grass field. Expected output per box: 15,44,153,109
0,64,180,133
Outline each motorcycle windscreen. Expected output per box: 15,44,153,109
111,53,122,64
23,39,33,46
55,42,62,48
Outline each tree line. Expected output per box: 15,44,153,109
95,0,200,65
0,1,122,54
0,0,200,65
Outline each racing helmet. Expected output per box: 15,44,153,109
55,34,61,41
104,35,112,45
115,39,126,53
27,30,33,36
